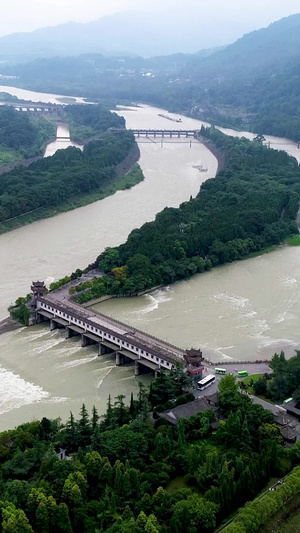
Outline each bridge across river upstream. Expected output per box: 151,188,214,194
132,129,198,138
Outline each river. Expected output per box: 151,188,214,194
0,88,299,430
44,122,82,157
0,85,87,105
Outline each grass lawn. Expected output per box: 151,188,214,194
0,147,22,166
286,234,300,246
241,374,263,394
277,510,300,532
166,475,191,494
240,373,277,404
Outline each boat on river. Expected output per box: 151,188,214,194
158,113,182,123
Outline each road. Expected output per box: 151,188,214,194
49,269,103,301
194,362,271,399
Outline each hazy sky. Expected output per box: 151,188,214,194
1,0,300,40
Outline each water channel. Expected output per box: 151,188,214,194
0,88,300,430
44,122,82,157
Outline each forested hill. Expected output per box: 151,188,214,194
3,14,300,141
188,14,300,140
184,13,300,80
72,128,300,303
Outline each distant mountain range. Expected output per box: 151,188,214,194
1,13,300,141
189,12,300,79
0,10,230,62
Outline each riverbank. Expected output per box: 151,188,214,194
196,134,226,172
0,144,142,235
0,316,22,336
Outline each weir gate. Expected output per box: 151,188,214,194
132,129,199,138
35,297,185,376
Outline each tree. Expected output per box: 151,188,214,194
150,373,175,408
36,501,49,533
170,363,191,394
152,487,173,522
269,351,288,374
136,511,147,529
98,426,148,464
91,406,99,432
219,375,238,394
1,502,34,533
145,515,160,533
253,134,266,145
62,477,83,507
56,503,73,533
98,248,120,271
171,495,219,532
129,393,135,416
114,460,124,496
114,395,130,426
77,404,92,447
63,412,78,452
253,378,267,396
3,480,31,508
100,395,117,431
138,383,150,420
39,418,53,442
258,423,283,444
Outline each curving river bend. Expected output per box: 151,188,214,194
0,90,300,430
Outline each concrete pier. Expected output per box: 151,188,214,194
35,296,185,376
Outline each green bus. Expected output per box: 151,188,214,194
237,370,248,377
283,397,293,404
215,368,227,375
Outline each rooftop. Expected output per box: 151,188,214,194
158,392,219,426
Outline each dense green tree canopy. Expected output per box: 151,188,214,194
0,130,135,223
0,367,296,533
73,128,300,303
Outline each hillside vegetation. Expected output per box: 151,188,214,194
3,14,300,141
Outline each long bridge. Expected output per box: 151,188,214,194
132,129,199,138
1,102,65,113
35,296,186,376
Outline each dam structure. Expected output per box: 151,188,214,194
33,287,187,377
132,129,198,138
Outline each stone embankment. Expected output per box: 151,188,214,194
0,315,22,336
116,142,140,176
196,134,226,173
0,153,49,177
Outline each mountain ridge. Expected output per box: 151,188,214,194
0,10,230,62
1,13,300,140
